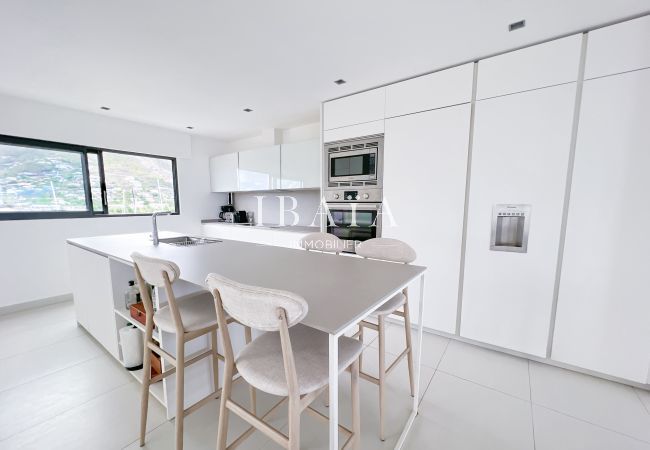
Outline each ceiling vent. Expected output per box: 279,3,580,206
334,79,346,85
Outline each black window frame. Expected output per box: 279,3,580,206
0,134,180,221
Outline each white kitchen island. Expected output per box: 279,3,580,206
66,232,426,449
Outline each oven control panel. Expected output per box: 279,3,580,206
324,188,382,202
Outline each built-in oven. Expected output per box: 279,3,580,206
326,202,382,252
326,135,383,186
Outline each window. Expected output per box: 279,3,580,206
0,135,179,220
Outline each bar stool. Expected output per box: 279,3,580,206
299,231,345,254
206,273,363,450
131,253,253,450
354,238,417,441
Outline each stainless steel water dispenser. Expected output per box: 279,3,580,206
490,204,531,253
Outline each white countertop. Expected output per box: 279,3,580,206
201,220,319,234
67,232,425,335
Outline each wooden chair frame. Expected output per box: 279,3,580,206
211,287,361,450
134,264,254,450
355,267,415,441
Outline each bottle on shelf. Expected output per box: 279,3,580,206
124,280,140,309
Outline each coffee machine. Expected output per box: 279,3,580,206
219,193,236,222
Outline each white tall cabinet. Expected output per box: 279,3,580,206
552,68,650,383
383,104,471,333
460,83,576,356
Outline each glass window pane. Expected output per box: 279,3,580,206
0,143,87,212
102,152,176,215
87,152,104,213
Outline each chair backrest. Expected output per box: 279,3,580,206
299,232,343,254
205,273,308,332
131,252,180,286
131,252,183,331
355,238,417,264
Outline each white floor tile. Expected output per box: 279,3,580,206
0,381,167,450
0,334,104,392
369,322,449,369
0,301,75,338
533,404,650,450
636,389,650,415
0,319,85,360
416,371,534,450
437,339,531,400
0,354,132,440
529,361,650,443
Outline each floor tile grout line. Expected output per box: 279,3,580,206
528,360,537,450
0,378,134,443
0,352,106,395
0,327,88,362
418,338,451,407
634,388,650,416
435,368,532,403
532,402,650,445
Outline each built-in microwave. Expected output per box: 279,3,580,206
326,136,382,186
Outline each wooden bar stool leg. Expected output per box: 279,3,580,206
216,360,234,450
175,335,185,450
378,315,386,441
139,326,153,447
403,301,416,397
288,396,301,450
211,330,219,395
358,325,364,370
351,358,361,450
244,326,257,414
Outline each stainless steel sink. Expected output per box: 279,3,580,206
159,236,221,247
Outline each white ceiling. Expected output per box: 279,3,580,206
0,1,648,141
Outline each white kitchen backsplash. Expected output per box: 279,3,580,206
234,190,321,226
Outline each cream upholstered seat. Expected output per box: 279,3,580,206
237,323,362,396
299,232,345,254
374,292,406,316
354,237,417,441
206,272,362,450
153,291,218,332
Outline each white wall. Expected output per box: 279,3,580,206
0,94,227,308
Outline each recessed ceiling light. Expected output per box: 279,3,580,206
334,79,346,85
100,106,111,111
509,20,526,32
243,108,253,112
186,126,194,130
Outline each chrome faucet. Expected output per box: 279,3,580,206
151,211,172,246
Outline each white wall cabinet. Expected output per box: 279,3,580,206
585,15,650,79
323,120,384,143
385,63,475,118
383,104,471,333
460,83,576,357
552,69,650,383
209,152,238,192
68,244,119,358
477,34,582,100
280,139,320,189
238,145,281,191
323,87,385,130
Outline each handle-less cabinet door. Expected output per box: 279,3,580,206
280,139,320,189
585,15,650,79
477,34,582,100
238,145,281,191
209,153,238,192
385,63,474,117
461,83,576,357
323,87,385,130
383,104,471,333
552,69,650,383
